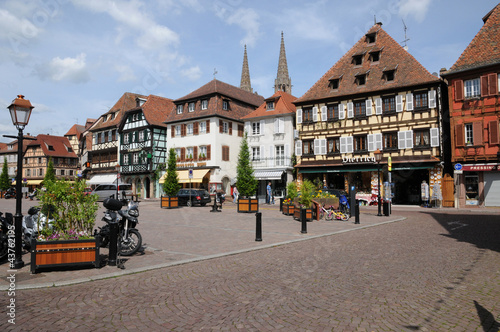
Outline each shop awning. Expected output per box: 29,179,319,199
87,173,117,185
159,169,210,184
299,167,378,174
27,180,43,185
253,170,284,180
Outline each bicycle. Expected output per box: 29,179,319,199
332,210,349,221
319,205,334,221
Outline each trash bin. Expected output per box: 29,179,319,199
383,201,391,216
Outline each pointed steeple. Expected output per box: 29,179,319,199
240,45,253,93
274,31,292,94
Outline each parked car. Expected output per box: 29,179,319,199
91,183,133,201
83,187,93,196
177,189,211,207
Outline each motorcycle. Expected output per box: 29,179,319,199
0,212,14,261
4,188,16,199
22,206,54,251
95,198,142,256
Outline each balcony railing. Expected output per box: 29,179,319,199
250,157,293,169
121,164,151,173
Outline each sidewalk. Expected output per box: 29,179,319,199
0,200,406,290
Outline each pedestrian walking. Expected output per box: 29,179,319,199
233,186,239,203
266,182,272,204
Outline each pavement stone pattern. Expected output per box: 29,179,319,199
1,198,499,331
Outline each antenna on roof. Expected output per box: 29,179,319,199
401,19,410,51
374,15,376,25
213,68,218,80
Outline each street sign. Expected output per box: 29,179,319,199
454,163,462,171
188,168,193,179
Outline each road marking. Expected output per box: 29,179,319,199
448,221,468,230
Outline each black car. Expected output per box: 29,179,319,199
177,189,211,207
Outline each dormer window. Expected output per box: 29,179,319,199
366,32,376,44
355,71,369,86
223,100,229,110
266,101,274,110
48,145,55,151
136,97,146,107
353,55,363,66
201,100,208,110
383,65,398,82
328,74,343,90
188,102,195,112
177,105,183,114
369,48,382,62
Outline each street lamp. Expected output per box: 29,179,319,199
374,149,382,216
7,95,34,269
115,163,120,199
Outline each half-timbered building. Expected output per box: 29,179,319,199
293,23,449,205
441,3,500,207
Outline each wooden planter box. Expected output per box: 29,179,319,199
237,198,259,213
161,196,179,209
31,238,100,274
282,204,295,216
293,207,313,221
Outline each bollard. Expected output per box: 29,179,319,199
355,199,360,224
300,208,307,234
279,198,283,212
255,212,262,241
108,221,119,266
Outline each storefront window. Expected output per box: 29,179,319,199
465,173,479,205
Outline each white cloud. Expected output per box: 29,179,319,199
0,9,40,43
214,6,261,47
36,53,90,83
398,0,432,22
181,66,202,81
279,6,340,42
114,64,137,82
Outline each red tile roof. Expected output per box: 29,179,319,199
119,95,175,129
443,4,500,75
91,92,147,132
242,90,297,119
64,124,85,140
165,79,264,124
28,134,78,158
295,24,441,104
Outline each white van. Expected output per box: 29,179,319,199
91,183,133,201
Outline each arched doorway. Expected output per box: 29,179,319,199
221,176,230,195
145,177,150,198
135,178,142,197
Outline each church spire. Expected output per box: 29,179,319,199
240,45,253,93
274,31,292,94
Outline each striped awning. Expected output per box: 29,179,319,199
253,170,283,180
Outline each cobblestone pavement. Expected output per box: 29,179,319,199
1,199,500,331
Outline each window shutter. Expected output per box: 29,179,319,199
219,120,223,133
375,98,382,115
406,130,413,149
312,107,319,122
314,139,320,155
367,134,375,151
428,90,436,109
375,133,382,150
489,120,499,144
398,131,406,149
269,145,274,166
279,117,284,133
488,73,498,96
245,121,251,135
320,139,327,155
296,108,303,124
206,145,211,160
320,106,327,121
430,128,440,147
171,126,175,138
406,93,413,111
455,124,465,147
346,136,353,153
347,102,354,118
206,120,210,133
181,147,185,161
193,122,199,135
396,94,403,112
340,137,347,154
193,146,198,160
285,144,290,159
260,145,265,161
473,121,483,146
365,99,372,116
295,140,302,156
339,103,346,119
260,120,265,135
481,75,489,97
454,80,464,101
181,124,186,137
229,121,233,135
274,118,279,133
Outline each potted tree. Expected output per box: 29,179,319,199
236,133,258,213
31,179,100,273
161,148,181,209
294,179,315,221
283,181,298,216
0,159,10,198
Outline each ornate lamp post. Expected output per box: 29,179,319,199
374,149,382,217
7,95,34,269
115,163,120,199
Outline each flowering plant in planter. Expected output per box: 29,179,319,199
36,179,99,241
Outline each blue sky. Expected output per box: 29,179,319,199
0,0,498,140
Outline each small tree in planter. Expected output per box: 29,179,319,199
0,159,10,195
283,181,298,215
294,179,315,221
161,148,181,208
236,133,258,213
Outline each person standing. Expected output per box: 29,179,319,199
266,182,272,204
233,186,239,203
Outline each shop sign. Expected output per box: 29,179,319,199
461,164,499,171
342,156,376,164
